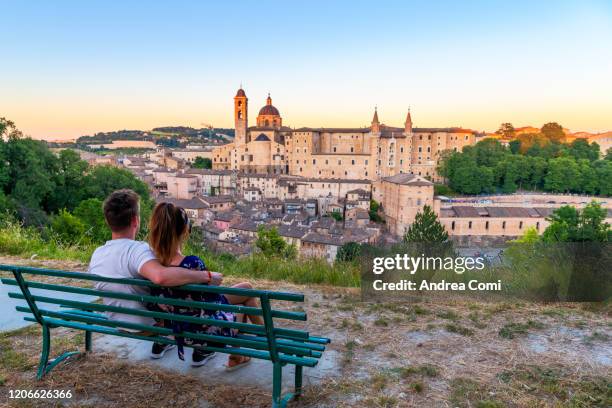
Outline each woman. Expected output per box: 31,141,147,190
147,202,262,370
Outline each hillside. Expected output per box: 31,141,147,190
0,256,610,407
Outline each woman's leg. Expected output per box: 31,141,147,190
224,282,264,326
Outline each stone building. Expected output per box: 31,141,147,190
373,173,435,236
212,87,478,182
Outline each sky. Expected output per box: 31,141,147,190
1,0,611,140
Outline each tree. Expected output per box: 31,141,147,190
544,157,580,193
255,226,296,259
192,157,212,169
541,122,565,143
472,138,507,167
577,159,598,195
508,139,521,154
403,205,449,243
47,149,89,213
336,242,361,262
74,198,110,243
495,123,515,139
50,209,86,244
513,227,540,243
369,200,383,222
593,160,612,196
567,139,599,162
542,202,610,242
605,147,612,161
329,211,343,221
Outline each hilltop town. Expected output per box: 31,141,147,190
75,88,612,262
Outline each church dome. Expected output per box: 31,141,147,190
236,88,246,97
254,133,271,141
258,104,280,116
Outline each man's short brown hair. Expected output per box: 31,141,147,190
103,189,140,232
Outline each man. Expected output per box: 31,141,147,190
88,189,222,365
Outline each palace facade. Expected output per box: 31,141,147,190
212,88,479,182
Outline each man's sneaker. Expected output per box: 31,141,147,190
192,349,215,367
150,343,176,359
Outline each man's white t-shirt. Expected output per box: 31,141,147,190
88,239,157,326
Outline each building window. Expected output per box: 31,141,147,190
502,221,506,229
451,221,455,230
350,147,354,153
313,159,316,164
536,222,540,230
468,221,472,229
485,221,489,230
333,147,337,152
351,160,355,165
519,221,523,229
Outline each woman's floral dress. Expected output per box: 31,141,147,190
148,255,237,360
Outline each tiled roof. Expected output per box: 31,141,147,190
155,197,208,209
200,195,234,204
382,173,433,186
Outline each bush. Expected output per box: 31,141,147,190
50,209,87,245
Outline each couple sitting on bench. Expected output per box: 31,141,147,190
88,189,260,370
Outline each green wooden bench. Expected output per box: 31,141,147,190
0,264,330,408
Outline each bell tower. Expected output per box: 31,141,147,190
404,108,413,134
371,107,380,134
234,87,248,146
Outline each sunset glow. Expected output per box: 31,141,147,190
2,0,611,140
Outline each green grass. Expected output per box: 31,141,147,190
0,219,96,262
445,323,475,336
391,364,439,378
498,320,545,339
0,221,361,287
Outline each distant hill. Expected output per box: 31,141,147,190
75,126,234,145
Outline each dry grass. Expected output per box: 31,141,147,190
0,256,610,407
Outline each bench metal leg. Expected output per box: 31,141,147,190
294,365,303,399
85,330,92,352
36,324,85,380
272,362,299,408
36,324,51,380
272,362,282,407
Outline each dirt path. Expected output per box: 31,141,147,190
0,256,610,407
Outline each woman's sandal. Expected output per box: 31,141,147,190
225,355,252,372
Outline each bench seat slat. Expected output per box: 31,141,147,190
3,279,306,321
236,334,326,352
9,292,310,340
16,307,320,358
21,316,319,367
0,266,303,301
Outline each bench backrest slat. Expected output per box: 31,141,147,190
3,278,306,321
0,264,303,301
7,291,309,340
